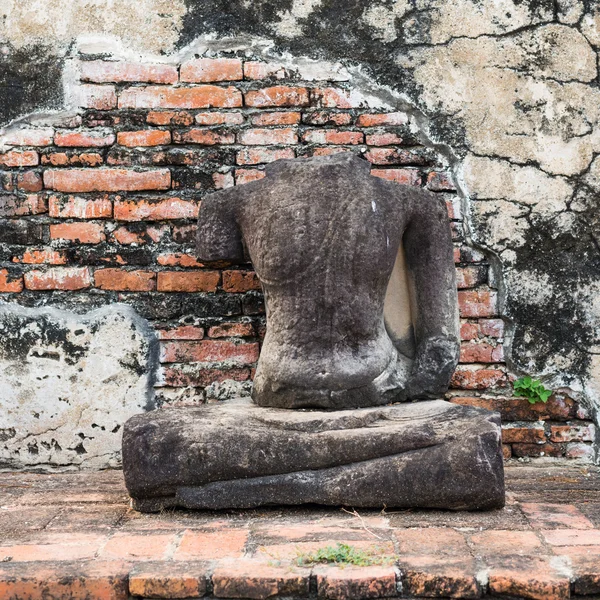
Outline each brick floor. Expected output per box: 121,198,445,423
0,465,599,599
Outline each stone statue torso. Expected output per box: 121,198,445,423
197,154,459,409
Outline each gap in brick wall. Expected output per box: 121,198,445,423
0,42,595,463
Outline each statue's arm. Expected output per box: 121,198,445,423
402,189,460,398
196,189,244,264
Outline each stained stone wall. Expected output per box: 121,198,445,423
0,0,599,467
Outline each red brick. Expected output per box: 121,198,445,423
316,565,397,600
161,340,259,364
111,224,169,245
456,266,487,289
521,503,595,530
450,366,506,390
157,271,220,292
365,132,405,146
427,171,456,191
213,171,235,189
208,322,254,338
80,60,178,84
119,85,242,109
196,112,244,125
251,112,301,126
0,533,106,562
48,221,103,244
311,147,353,157
129,563,208,598
245,86,309,108
236,169,265,185
302,130,363,144
395,528,469,556
311,88,358,108
0,561,129,600
213,559,309,599
50,222,105,244
0,269,23,292
0,194,46,217
0,150,39,167
77,84,117,109
157,252,204,268
512,443,564,458
2,127,54,146
24,267,92,291
543,529,600,546
117,130,171,147
302,111,352,126
223,270,262,292
173,129,235,145
460,319,504,340
502,423,546,444
44,168,170,193
356,112,409,126
480,319,504,338
100,533,176,560
13,248,68,265
174,529,248,560
488,557,570,600
236,148,294,165
42,152,103,167
238,128,297,145
158,325,205,340
503,444,512,459
181,58,243,82
459,341,501,363
458,290,497,317
470,530,544,557
400,558,480,599
550,424,595,443
365,147,429,165
15,171,43,192
162,365,251,387
244,62,287,80
55,129,115,147
147,111,195,126
49,194,112,218
371,168,421,186
566,442,594,459
95,269,156,291
114,196,198,221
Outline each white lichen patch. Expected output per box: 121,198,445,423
361,0,411,43
272,0,323,39
0,303,157,470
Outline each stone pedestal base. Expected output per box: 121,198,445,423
122,399,504,512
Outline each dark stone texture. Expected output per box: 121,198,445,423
123,398,504,512
0,43,64,126
197,154,459,409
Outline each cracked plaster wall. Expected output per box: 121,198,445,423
0,304,158,469
1,0,600,419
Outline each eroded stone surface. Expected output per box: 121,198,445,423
197,154,460,409
0,303,157,469
122,398,504,511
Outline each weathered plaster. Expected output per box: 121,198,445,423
0,304,158,470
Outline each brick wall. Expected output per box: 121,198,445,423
0,53,595,461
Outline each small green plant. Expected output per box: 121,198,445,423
295,543,395,567
513,376,552,404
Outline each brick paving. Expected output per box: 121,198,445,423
0,465,599,599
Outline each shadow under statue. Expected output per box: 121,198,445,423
122,154,505,512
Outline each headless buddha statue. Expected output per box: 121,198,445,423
197,153,460,409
